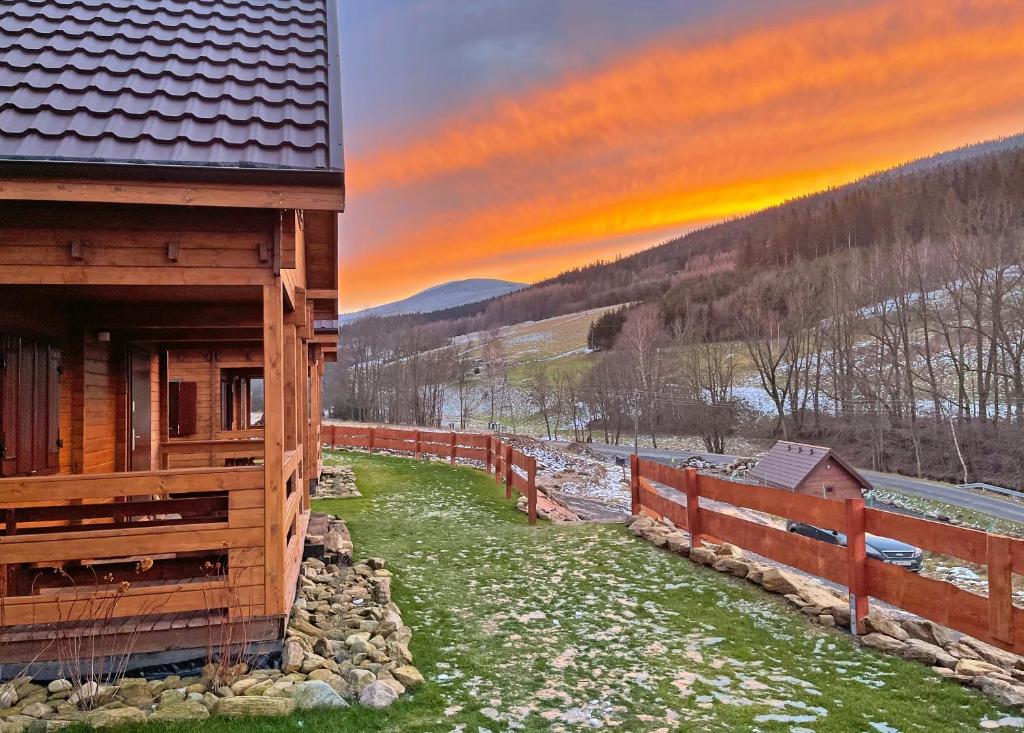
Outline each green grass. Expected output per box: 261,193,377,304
85,452,1008,732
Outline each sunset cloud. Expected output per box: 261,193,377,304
340,0,1024,309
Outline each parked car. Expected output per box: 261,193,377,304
785,521,923,571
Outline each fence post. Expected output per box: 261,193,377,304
684,467,702,548
527,457,537,525
494,441,502,484
504,445,513,500
414,430,421,459
845,497,869,635
368,426,375,453
449,432,457,465
988,534,1014,644
485,436,492,474
629,454,640,515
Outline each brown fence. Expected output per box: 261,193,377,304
322,424,538,524
631,455,1024,655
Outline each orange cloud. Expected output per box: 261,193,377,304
340,0,1024,309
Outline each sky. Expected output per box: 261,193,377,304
338,0,1024,311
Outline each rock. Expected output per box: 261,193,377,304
47,681,72,695
281,639,305,674
861,633,908,654
864,611,909,641
956,658,1006,677
213,696,296,718
324,531,350,554
712,557,749,578
960,637,1021,671
391,666,424,689
229,677,261,695
292,681,349,710
0,684,16,709
665,533,690,555
387,641,413,665
819,614,836,627
20,702,51,718
715,543,743,559
83,707,147,728
347,668,376,693
690,547,717,566
901,639,949,666
901,618,942,646
358,681,398,709
289,618,326,638
758,568,803,596
150,699,210,723
974,676,1024,707
69,682,104,707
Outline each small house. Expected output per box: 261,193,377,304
0,0,343,672
748,441,871,501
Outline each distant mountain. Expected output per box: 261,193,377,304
341,278,525,323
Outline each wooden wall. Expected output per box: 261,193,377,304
798,460,863,501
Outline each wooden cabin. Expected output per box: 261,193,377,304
0,0,343,671
748,441,871,501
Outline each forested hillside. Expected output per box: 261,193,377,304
326,134,1024,487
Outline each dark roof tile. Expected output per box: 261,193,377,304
0,0,342,176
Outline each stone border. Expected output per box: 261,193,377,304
0,515,422,729
627,514,1024,709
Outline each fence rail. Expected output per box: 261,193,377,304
631,455,1024,655
322,424,538,523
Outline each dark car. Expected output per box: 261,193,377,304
786,521,923,571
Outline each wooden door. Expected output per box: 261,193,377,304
129,348,152,471
0,334,61,477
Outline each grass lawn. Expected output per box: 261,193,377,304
85,451,1009,732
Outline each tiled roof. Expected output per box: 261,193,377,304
0,0,343,179
748,441,872,491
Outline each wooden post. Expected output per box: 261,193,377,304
629,453,640,515
494,441,502,483
845,497,869,635
283,326,297,451
449,432,456,465
485,435,492,475
262,281,286,615
368,426,375,452
414,430,421,459
527,456,537,525
684,467,702,549
504,445,513,499
988,534,1014,644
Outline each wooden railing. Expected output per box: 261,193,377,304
0,466,266,626
322,424,538,523
159,437,264,469
631,455,1024,655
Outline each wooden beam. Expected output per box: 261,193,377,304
305,290,338,301
283,326,297,452
2,266,273,287
0,178,344,211
83,304,263,330
115,328,264,343
262,280,286,616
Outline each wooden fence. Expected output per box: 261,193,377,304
322,424,538,524
631,455,1024,655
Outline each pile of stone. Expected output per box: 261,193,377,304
307,512,354,564
283,550,423,712
718,457,757,479
0,517,421,730
514,491,580,522
316,465,360,499
626,514,1024,708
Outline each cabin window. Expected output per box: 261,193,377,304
0,334,61,477
168,380,198,437
219,368,263,431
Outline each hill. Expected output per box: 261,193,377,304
340,278,525,324
364,132,1024,339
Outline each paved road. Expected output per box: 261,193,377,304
586,442,1024,524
